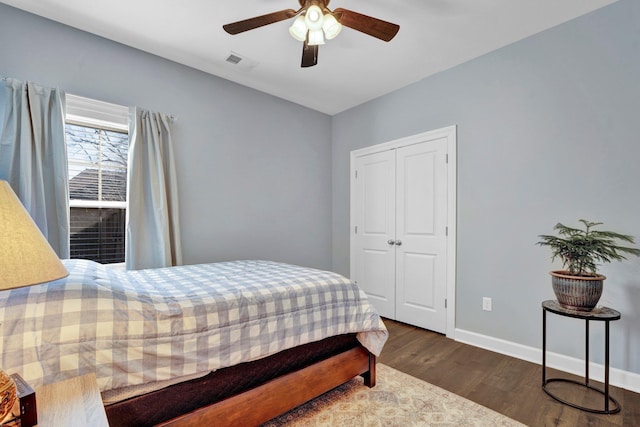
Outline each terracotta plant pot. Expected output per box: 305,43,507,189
550,270,605,312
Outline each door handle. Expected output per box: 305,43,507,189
387,239,395,245
395,240,402,246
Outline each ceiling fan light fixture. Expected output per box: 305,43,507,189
308,28,325,45
289,14,308,41
222,1,400,68
322,13,342,40
304,5,324,31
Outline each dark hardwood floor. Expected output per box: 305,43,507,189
377,319,640,427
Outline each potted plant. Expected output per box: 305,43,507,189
537,219,640,311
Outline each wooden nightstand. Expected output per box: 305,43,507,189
35,374,109,426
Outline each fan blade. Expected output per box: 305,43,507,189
223,9,297,35
301,39,318,68
333,8,399,42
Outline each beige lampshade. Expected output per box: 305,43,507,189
0,180,68,290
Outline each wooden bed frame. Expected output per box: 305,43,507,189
159,346,375,427
105,334,376,427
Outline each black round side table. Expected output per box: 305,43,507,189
541,300,621,414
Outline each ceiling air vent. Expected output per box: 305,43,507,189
226,54,243,65
224,51,259,70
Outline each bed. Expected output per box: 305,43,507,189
0,259,387,426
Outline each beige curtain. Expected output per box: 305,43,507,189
125,107,182,270
0,77,69,258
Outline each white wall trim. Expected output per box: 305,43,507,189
455,328,640,393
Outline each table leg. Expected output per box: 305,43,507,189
605,320,610,412
585,319,589,386
542,309,547,385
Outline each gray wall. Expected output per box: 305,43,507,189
332,0,640,374
0,3,333,270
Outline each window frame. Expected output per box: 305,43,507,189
65,94,129,266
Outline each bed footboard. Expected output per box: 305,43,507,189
157,346,374,427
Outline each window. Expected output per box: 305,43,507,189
65,94,129,264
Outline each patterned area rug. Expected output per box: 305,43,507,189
263,364,526,426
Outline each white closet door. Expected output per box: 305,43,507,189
352,150,396,318
395,139,448,333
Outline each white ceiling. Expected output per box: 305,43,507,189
1,0,617,115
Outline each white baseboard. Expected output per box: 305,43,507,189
455,328,640,394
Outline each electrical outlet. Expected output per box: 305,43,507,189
482,297,492,311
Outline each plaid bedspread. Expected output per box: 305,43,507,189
0,259,387,392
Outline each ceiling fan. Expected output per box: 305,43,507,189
223,0,400,68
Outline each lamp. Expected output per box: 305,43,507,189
308,29,325,46
304,5,324,31
288,3,343,46
0,181,68,290
288,14,307,42
0,180,69,421
322,13,342,40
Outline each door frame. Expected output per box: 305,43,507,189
350,125,457,338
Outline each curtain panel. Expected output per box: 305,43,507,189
0,77,70,258
126,107,182,270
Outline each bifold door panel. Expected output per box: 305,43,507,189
352,139,448,333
